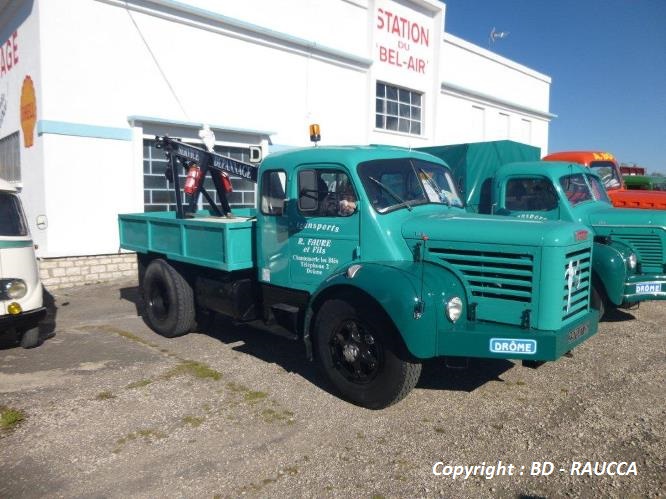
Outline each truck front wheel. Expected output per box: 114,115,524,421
591,284,607,320
314,298,421,409
19,327,40,348
142,259,196,337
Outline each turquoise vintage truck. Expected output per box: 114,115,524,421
119,137,598,408
421,141,666,318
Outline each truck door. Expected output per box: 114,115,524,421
289,166,360,291
500,176,561,222
257,169,292,287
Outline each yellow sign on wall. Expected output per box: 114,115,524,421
20,75,36,148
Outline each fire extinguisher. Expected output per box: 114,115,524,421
218,171,233,193
184,163,203,195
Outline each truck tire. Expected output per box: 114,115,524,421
591,284,606,320
19,327,40,348
142,259,196,337
314,298,421,409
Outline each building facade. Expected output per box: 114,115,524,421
0,0,553,286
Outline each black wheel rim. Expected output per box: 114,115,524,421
148,280,170,322
329,319,383,384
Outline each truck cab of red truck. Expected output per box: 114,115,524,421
543,151,666,210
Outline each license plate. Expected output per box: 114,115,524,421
489,338,537,355
635,282,663,294
567,323,589,342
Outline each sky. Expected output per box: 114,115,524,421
442,0,666,174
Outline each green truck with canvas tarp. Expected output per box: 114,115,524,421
421,140,666,318
118,135,597,408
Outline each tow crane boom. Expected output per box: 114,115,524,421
156,135,260,219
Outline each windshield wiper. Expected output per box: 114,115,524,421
418,168,449,206
368,177,413,211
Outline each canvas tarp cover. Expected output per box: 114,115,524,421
419,140,541,213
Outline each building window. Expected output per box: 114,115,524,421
375,82,422,135
143,138,256,212
0,132,21,182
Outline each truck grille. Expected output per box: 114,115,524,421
562,247,592,322
430,248,534,301
612,233,663,271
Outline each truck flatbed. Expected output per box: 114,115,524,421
119,209,256,271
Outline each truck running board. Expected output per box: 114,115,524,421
268,303,300,341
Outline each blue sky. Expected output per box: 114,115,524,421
442,0,666,174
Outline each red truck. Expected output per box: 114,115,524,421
543,151,666,210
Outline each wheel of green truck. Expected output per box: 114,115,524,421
19,327,40,348
590,284,606,320
314,298,421,409
142,259,196,337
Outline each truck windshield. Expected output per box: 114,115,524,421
560,173,609,206
586,174,611,203
0,192,29,236
589,161,622,190
358,158,462,213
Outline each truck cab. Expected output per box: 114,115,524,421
0,179,45,348
491,162,666,314
543,151,666,210
422,141,666,318
120,141,598,408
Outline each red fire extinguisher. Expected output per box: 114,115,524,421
218,171,233,193
184,163,203,195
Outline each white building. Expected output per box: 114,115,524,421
0,0,553,286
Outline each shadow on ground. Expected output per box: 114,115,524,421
119,285,518,400
603,307,636,323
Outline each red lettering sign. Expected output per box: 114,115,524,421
0,31,18,78
377,8,430,47
378,45,427,74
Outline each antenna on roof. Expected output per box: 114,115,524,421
489,27,510,46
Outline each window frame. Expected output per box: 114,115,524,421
375,82,423,136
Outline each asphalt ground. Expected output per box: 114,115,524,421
0,279,664,498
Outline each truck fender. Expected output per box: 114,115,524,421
303,262,467,361
592,241,629,306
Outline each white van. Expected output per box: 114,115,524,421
0,179,45,348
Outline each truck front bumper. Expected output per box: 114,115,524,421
438,310,598,362
0,307,46,334
622,274,666,304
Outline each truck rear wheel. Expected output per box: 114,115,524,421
314,298,421,409
142,259,196,337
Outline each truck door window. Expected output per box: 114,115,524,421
260,170,287,215
0,192,29,236
559,173,594,206
505,178,558,211
298,170,357,217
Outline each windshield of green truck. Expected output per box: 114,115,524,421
358,158,462,213
0,192,29,236
560,173,609,207
589,161,622,190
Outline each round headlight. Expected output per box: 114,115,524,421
627,253,637,271
445,296,463,323
3,279,27,299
